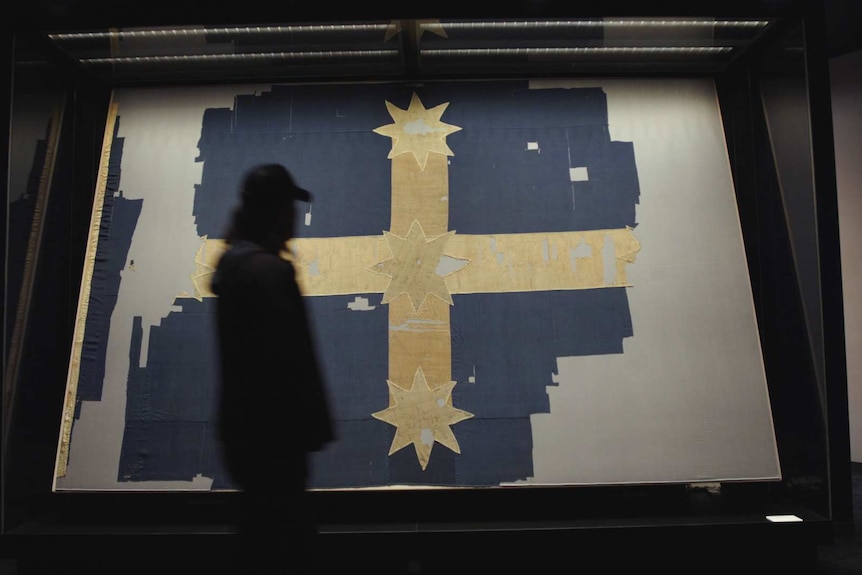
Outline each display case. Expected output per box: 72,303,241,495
2,1,848,572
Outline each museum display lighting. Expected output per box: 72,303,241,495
47,23,390,42
46,19,771,43
80,50,399,65
426,19,770,31
40,17,774,81
421,47,733,57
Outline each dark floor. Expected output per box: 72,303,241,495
817,464,862,573
3,468,862,574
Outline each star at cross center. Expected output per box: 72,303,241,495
369,220,466,312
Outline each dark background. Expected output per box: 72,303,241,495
3,1,861,572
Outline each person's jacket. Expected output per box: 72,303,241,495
211,239,334,462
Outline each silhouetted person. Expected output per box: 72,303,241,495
211,163,334,574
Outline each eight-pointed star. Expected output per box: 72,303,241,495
369,220,459,312
373,92,462,170
372,366,474,470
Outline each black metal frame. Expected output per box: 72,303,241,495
1,0,850,570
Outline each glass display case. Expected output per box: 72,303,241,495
2,1,848,572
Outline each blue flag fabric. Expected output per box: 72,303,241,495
112,80,639,488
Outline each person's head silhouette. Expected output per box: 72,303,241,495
227,163,312,252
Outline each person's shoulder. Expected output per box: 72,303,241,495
222,241,280,266
214,241,292,286
240,247,298,288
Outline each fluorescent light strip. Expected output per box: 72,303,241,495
49,24,390,42
422,47,733,57
427,19,770,32
80,50,399,65
49,19,770,42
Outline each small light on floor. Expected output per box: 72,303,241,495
766,515,803,522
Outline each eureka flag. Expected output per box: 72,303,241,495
103,80,640,489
